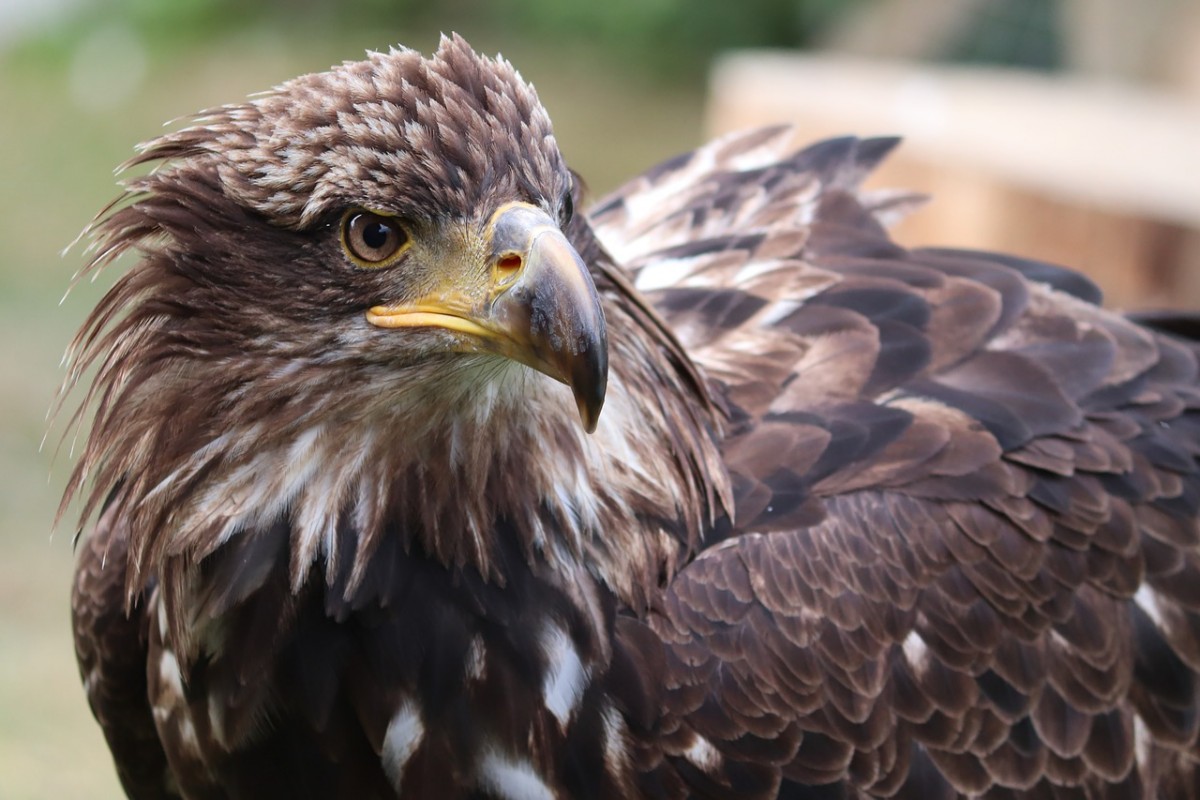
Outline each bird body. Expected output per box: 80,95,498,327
66,36,1200,799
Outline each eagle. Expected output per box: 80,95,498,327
64,35,1200,799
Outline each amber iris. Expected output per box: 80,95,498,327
343,211,409,265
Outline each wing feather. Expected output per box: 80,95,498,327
600,129,1200,794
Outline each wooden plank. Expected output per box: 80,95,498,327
708,54,1200,227
707,53,1200,308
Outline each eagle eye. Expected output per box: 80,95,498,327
342,210,410,267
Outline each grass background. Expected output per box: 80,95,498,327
0,24,707,798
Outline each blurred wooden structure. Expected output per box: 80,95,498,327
828,0,1200,92
707,54,1200,310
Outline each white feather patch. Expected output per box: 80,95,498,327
600,704,631,781
902,631,929,675
1135,585,1167,629
684,734,722,772
465,636,487,682
158,649,184,698
381,700,425,792
541,624,588,728
755,298,803,327
178,718,200,756
633,257,704,292
1134,713,1151,771
478,751,555,800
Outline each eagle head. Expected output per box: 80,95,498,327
108,33,604,427
187,35,608,429
62,35,720,614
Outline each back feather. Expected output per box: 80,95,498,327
596,128,1200,797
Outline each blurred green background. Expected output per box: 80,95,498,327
2,0,1193,797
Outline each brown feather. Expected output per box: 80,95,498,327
65,36,1200,800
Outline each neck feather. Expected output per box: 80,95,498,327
63,290,729,620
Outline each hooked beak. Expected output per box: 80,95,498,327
365,202,608,432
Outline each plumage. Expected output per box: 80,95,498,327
63,36,1200,799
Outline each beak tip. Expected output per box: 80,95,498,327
573,366,606,434
577,396,602,434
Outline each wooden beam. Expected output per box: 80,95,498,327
708,54,1200,227
707,53,1200,308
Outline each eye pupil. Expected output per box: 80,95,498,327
362,221,392,250
343,211,409,265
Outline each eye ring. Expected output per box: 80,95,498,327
341,210,411,267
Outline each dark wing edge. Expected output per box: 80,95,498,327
73,502,179,800
1127,310,1200,345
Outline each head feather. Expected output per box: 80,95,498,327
126,34,568,227
59,37,728,643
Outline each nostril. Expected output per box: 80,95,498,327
496,253,523,273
